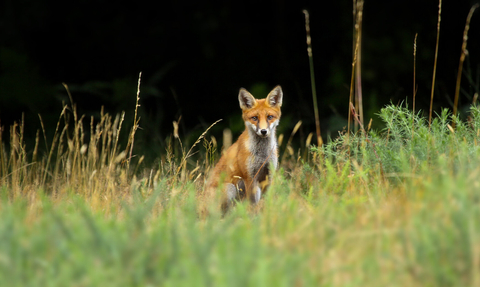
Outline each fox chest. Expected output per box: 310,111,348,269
246,142,277,184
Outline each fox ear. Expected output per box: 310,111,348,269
266,85,283,108
238,88,256,110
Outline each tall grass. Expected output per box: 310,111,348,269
1,98,480,285
2,3,480,286
429,0,442,126
303,9,323,146
453,4,480,122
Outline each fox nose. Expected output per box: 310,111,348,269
260,129,268,136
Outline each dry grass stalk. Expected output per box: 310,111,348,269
175,119,222,182
303,9,323,146
127,71,142,169
354,0,364,129
429,0,442,127
412,33,418,139
453,4,479,128
348,0,364,149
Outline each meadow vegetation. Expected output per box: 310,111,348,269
1,98,480,286
1,1,480,285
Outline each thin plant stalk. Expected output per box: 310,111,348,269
354,0,364,129
126,71,142,171
429,0,442,127
453,4,479,128
303,10,323,146
348,1,362,141
348,39,359,146
175,119,222,181
412,33,418,139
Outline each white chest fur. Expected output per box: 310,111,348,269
245,131,278,181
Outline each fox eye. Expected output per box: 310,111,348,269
251,116,258,121
267,115,274,120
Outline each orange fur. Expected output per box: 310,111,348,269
206,85,283,213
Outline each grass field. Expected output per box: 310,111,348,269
1,2,479,284
1,101,480,286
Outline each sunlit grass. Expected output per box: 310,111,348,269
1,101,480,286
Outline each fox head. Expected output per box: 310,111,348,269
238,85,283,138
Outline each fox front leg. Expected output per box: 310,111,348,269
226,183,238,202
221,181,246,215
225,180,245,205
221,183,238,214
250,182,262,204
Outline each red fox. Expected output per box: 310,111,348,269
206,85,283,213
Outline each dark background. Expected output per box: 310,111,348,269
1,0,479,157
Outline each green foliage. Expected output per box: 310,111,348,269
2,104,480,286
314,104,480,179
0,186,311,286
